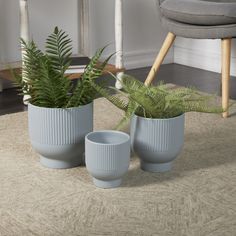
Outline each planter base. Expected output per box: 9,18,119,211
93,178,122,189
141,161,173,173
40,156,82,169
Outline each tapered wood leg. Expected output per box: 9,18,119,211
145,32,176,86
221,38,232,118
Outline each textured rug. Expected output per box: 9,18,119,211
0,98,236,236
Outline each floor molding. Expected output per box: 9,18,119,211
0,61,22,70
125,49,173,69
174,45,236,77
1,50,174,73
102,49,174,70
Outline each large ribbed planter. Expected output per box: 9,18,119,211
130,114,185,172
85,130,130,188
28,102,93,169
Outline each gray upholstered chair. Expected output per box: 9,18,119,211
145,0,236,117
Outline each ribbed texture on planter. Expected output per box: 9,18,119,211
28,102,93,169
29,104,93,145
130,114,185,172
85,130,130,188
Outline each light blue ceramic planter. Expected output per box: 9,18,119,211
130,114,185,172
85,130,130,189
28,102,93,169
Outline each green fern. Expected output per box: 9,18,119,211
13,27,112,108
66,46,115,107
91,74,224,129
46,27,72,75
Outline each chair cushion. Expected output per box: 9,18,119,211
160,0,236,26
161,16,236,39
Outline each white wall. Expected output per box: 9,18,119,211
3,1,234,81
88,0,173,69
174,38,236,76
0,0,79,64
0,0,173,70
0,0,20,63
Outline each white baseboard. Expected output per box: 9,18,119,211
174,45,236,77
0,61,22,70
0,49,174,90
1,50,174,72
102,49,174,70
123,49,174,70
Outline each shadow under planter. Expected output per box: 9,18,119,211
85,130,130,188
130,114,185,172
28,102,93,169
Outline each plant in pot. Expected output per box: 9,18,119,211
91,75,224,172
14,27,112,169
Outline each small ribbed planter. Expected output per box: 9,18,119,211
85,130,130,189
28,102,93,169
130,114,185,172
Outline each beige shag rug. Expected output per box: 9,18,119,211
0,98,236,236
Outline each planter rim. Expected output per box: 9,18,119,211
86,130,130,146
133,113,185,121
28,101,93,110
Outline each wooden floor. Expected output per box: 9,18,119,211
1,63,236,116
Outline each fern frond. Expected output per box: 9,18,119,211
68,47,114,107
89,80,128,111
46,26,72,74
100,74,224,128
115,100,138,130
30,56,71,108
12,28,112,108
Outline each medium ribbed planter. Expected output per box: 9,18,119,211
130,114,185,172
28,102,93,169
85,130,130,188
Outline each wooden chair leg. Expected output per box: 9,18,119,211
145,32,176,86
221,38,232,118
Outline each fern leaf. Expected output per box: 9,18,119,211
46,27,72,74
